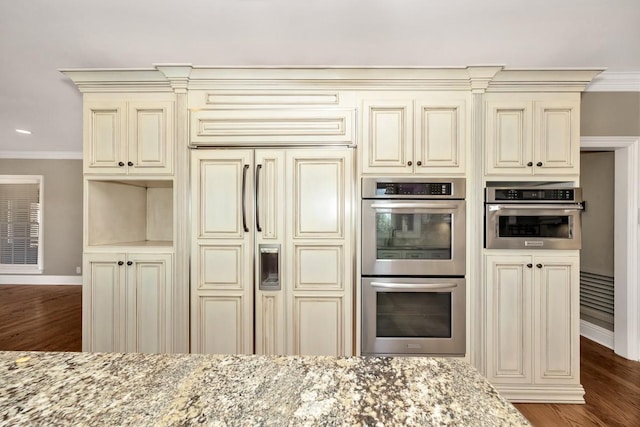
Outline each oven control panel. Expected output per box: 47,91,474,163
376,182,452,196
489,188,580,202
362,177,466,199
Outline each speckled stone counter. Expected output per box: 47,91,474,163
0,351,529,426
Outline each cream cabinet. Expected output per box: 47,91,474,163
83,98,174,175
191,148,353,356
81,93,177,354
485,252,583,402
484,93,580,177
83,252,174,354
360,93,468,175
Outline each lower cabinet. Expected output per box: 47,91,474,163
83,252,173,353
484,252,584,403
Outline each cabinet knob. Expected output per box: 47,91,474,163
117,261,124,266
526,263,533,268
527,161,533,167
127,261,133,266
407,161,413,166
127,161,134,167
536,162,543,167
416,161,422,166
118,161,125,167
536,263,543,269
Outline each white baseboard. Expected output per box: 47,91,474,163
0,275,82,285
580,319,614,349
496,384,585,404
0,151,82,159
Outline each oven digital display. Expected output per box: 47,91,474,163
493,189,575,201
376,182,452,196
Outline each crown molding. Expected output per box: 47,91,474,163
585,71,640,92
61,65,609,93
486,68,604,92
164,65,504,91
59,68,173,93
0,151,82,160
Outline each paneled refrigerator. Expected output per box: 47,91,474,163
190,148,353,356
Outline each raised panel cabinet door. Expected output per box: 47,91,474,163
128,101,175,175
293,296,345,356
533,99,580,175
485,100,533,176
287,149,352,240
126,253,173,354
190,149,254,354
198,296,249,354
361,99,413,174
192,150,254,240
414,96,467,173
83,253,126,352
534,256,579,383
285,149,353,356
485,255,533,384
83,101,127,174
254,150,286,355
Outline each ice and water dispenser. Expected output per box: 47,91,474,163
259,244,280,291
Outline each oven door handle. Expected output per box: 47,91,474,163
487,203,584,212
370,282,458,291
370,203,462,210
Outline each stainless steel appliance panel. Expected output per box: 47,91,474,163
361,177,466,277
363,177,466,199
362,199,466,276
485,186,584,250
361,277,465,356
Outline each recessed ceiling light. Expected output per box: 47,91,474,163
16,129,32,135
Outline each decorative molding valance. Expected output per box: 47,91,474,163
61,65,605,93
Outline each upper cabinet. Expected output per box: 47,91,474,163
360,92,469,175
84,96,175,175
484,93,580,177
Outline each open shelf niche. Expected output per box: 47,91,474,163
86,179,173,247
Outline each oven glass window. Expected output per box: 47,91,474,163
498,215,571,238
375,212,452,260
376,292,452,338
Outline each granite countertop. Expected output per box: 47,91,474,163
0,351,529,426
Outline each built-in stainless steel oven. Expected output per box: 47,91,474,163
485,186,584,250
361,277,465,356
361,178,466,277
361,177,466,356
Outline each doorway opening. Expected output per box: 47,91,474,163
580,137,639,361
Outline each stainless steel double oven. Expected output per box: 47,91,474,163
361,177,466,356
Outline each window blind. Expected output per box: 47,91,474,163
0,177,42,273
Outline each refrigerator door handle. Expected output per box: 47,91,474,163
255,164,262,232
242,164,249,232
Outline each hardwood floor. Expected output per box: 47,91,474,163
0,285,82,352
515,336,640,426
1,285,639,426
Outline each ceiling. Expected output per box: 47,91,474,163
1,0,640,157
